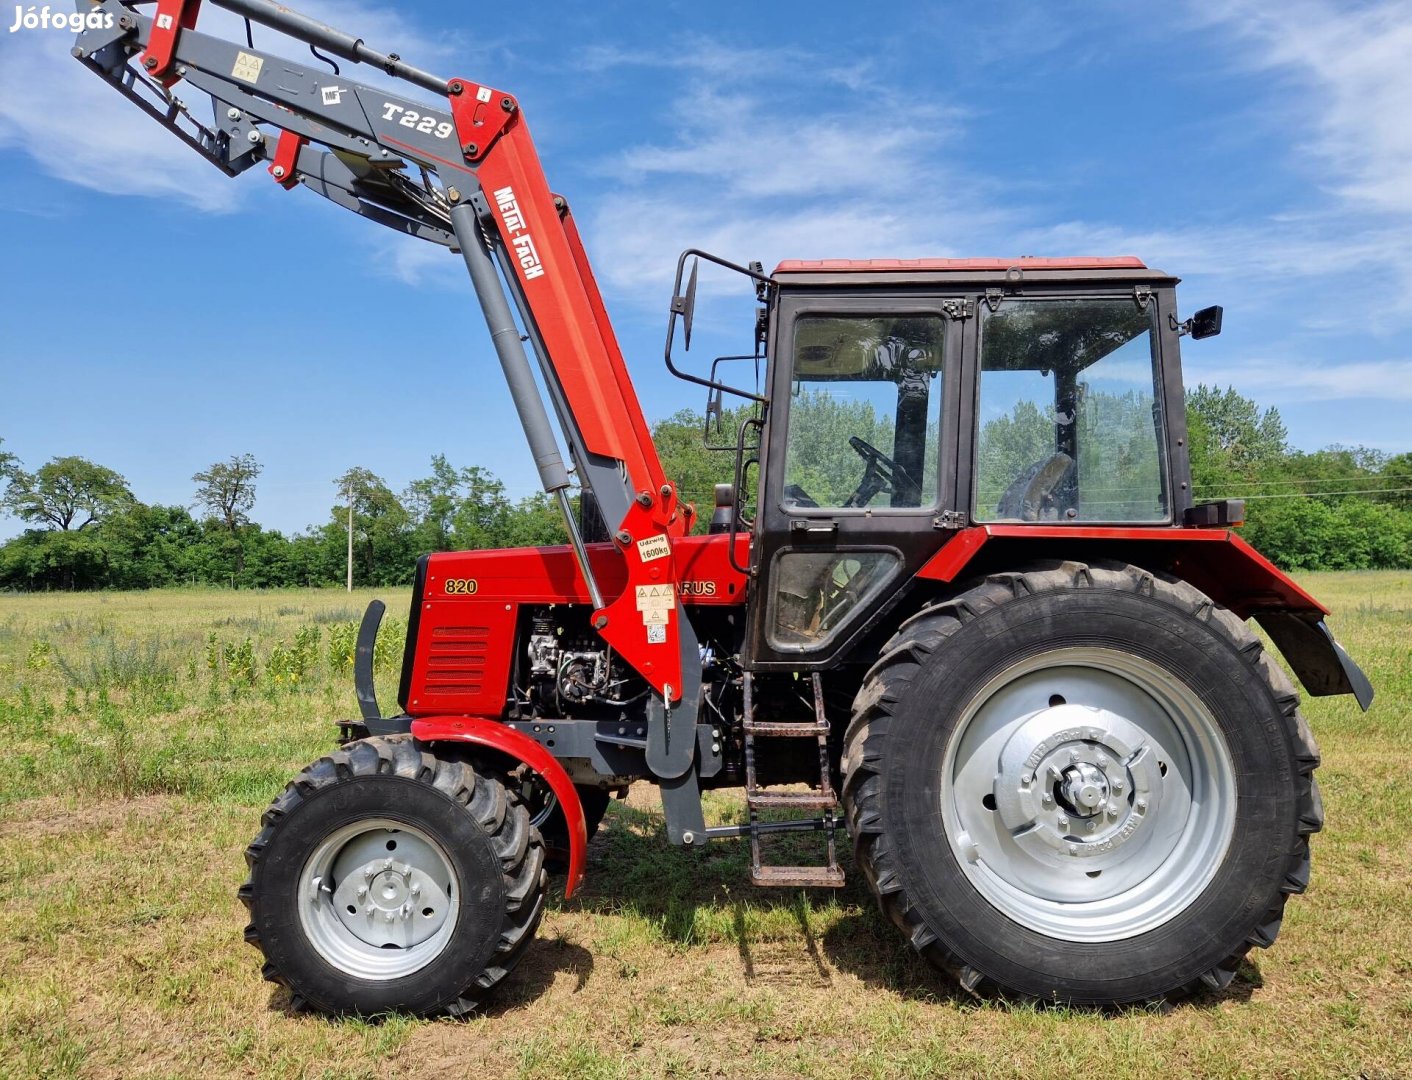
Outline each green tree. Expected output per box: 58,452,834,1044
1382,452,1412,509
0,438,17,494
333,467,412,585
501,491,567,547
652,404,760,529
403,454,462,551
1186,385,1288,494
0,527,112,590
192,453,263,576
193,453,262,532
102,503,203,588
2,456,133,531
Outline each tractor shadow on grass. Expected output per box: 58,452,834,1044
545,796,972,1007
540,796,1263,1014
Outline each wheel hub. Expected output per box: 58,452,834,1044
989,702,1163,874
1060,762,1108,816
299,820,458,976
942,649,1237,941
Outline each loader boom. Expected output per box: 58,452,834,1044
72,0,701,723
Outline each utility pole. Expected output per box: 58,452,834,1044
345,478,354,593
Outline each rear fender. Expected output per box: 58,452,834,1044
917,525,1373,711
409,716,587,897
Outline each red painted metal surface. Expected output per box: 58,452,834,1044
458,101,674,517
267,129,306,189
409,716,587,898
593,496,686,702
406,535,748,721
420,534,749,608
774,257,1148,274
403,598,518,716
139,0,200,85
917,525,1327,618
446,81,519,163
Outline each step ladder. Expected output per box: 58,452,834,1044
742,671,845,888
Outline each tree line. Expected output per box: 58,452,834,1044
1,386,1410,590
0,449,568,590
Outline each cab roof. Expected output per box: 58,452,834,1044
773,257,1148,274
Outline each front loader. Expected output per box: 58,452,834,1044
71,0,1373,1014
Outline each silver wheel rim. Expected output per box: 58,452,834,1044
941,647,1236,942
298,818,459,979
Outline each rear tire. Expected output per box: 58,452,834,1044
842,561,1322,1005
239,735,546,1016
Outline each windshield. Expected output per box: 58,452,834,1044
783,315,946,510
974,298,1168,523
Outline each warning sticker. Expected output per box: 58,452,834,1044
232,51,265,84
635,583,674,626
636,534,671,563
646,623,667,645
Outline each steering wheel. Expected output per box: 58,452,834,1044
846,436,915,508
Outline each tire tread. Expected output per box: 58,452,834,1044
841,561,1323,1005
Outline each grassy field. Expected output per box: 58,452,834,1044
0,575,1408,1079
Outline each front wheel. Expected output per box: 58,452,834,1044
239,735,546,1016
842,561,1322,1005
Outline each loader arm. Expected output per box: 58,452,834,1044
72,0,702,735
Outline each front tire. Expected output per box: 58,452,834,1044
842,561,1322,1005
239,735,546,1016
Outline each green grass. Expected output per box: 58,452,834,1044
0,577,1408,1079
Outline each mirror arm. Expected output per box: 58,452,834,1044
663,248,774,404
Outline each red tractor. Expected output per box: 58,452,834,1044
75,0,1372,1015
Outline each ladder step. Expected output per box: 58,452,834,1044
743,720,829,737
751,864,845,888
748,790,837,810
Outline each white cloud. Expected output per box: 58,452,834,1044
585,70,1002,298
1186,357,1412,403
0,0,461,212
1191,0,1412,216
0,32,235,211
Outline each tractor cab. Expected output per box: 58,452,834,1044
676,257,1206,668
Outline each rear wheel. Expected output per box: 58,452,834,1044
842,561,1322,1005
239,735,546,1016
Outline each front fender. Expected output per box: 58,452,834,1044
409,716,588,898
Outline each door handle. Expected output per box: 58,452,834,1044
790,519,838,536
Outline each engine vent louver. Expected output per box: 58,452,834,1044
423,625,490,696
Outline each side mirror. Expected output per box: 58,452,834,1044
680,258,699,351
1188,305,1223,340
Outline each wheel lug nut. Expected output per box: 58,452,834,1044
1112,780,1124,792
1136,799,1148,813
410,883,421,897
356,885,367,898
1096,754,1109,768
1086,820,1097,832
1057,815,1070,830
1041,794,1054,808
385,912,395,924
383,858,394,871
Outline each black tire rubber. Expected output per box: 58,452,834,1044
238,734,546,1016
539,786,611,874
841,560,1323,1005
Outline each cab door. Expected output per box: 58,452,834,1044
743,293,967,670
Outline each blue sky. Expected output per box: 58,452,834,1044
2,0,1410,539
